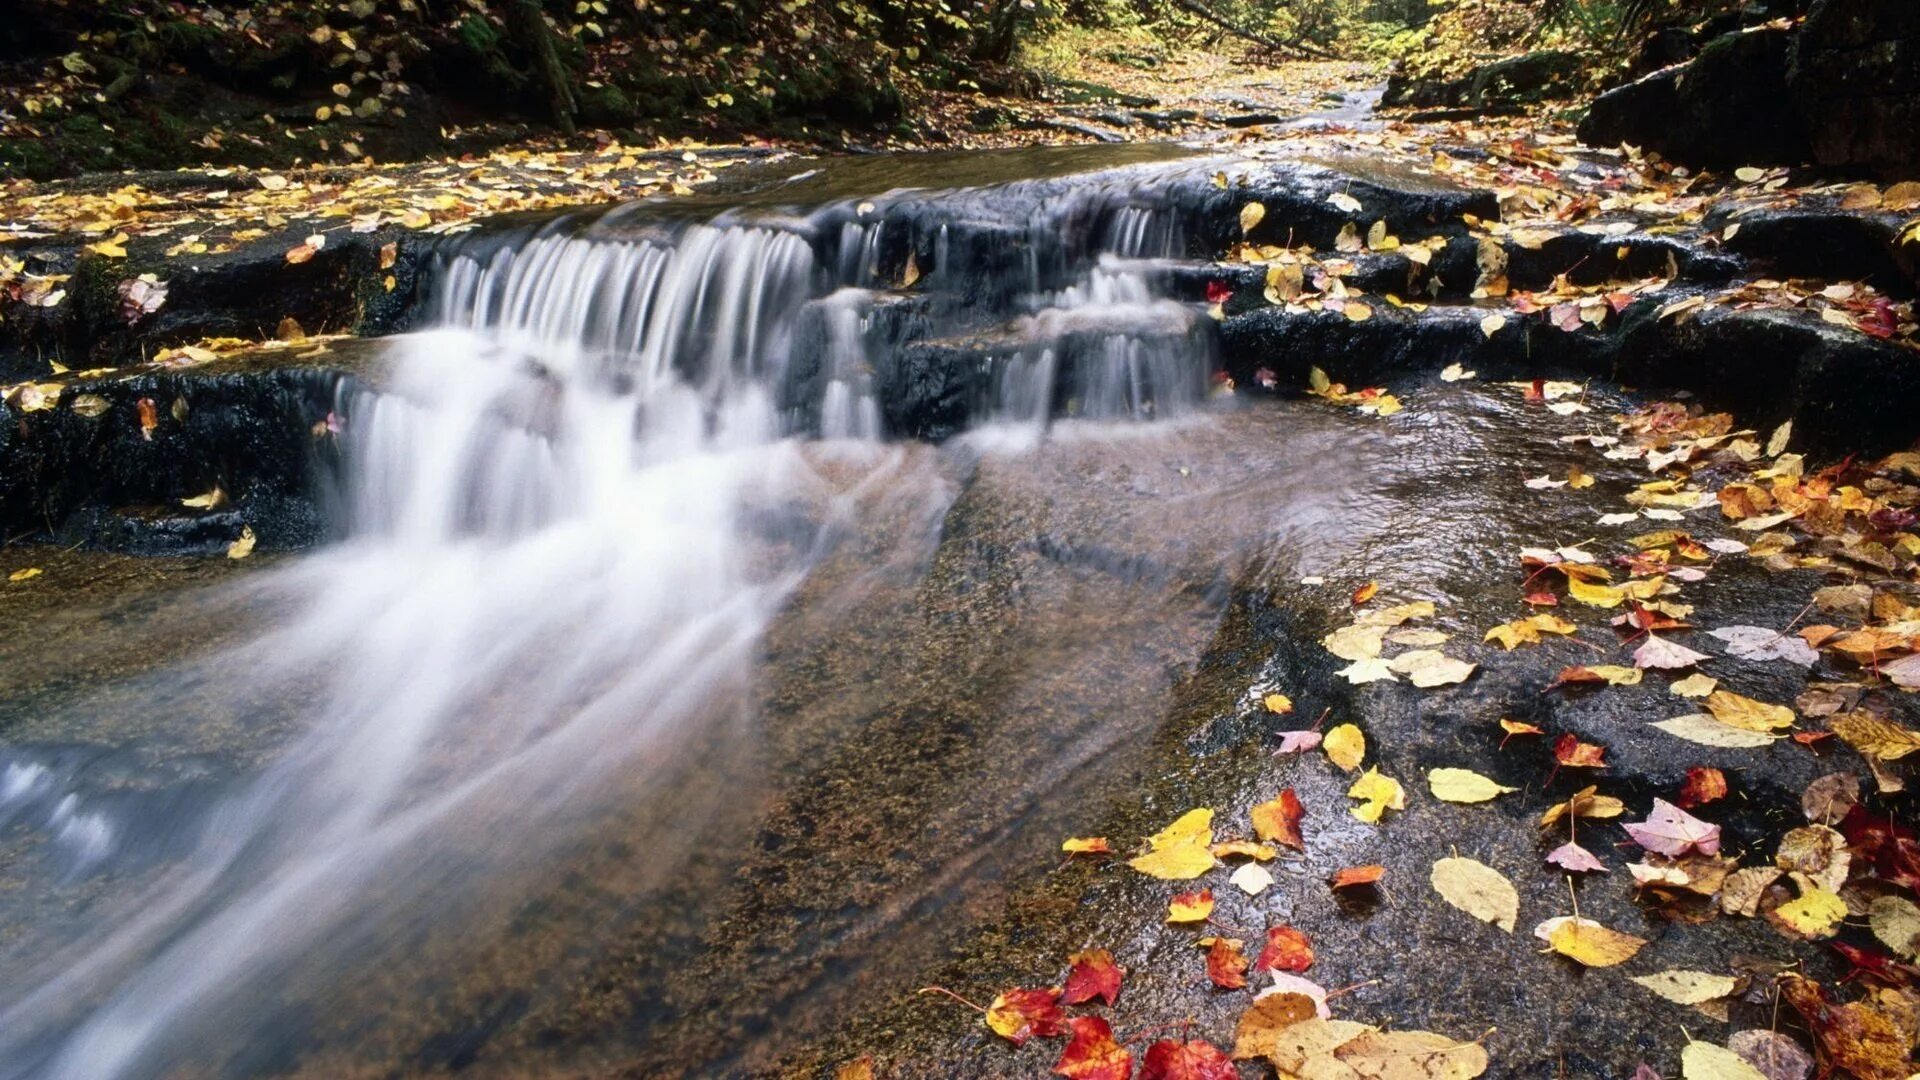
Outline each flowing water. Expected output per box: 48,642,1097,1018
0,146,1382,1078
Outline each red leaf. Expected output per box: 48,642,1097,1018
1053,1016,1133,1080
1352,581,1379,605
1329,864,1385,889
1675,766,1727,809
1140,1038,1235,1080
1062,949,1124,1006
1553,732,1607,768
1255,925,1314,973
985,987,1065,1045
1840,807,1920,894
1205,280,1232,305
1204,937,1248,989
1830,941,1920,987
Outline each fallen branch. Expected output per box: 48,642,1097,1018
1165,0,1338,61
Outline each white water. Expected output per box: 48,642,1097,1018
0,185,1216,1078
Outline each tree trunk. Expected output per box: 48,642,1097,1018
503,0,578,135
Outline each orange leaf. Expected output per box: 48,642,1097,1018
1675,766,1727,809
1062,836,1111,855
1553,732,1607,768
1255,925,1314,972
1062,950,1123,1006
1053,1016,1133,1080
1203,937,1249,989
1499,718,1543,749
1139,1037,1236,1080
1250,789,1305,850
985,987,1064,1045
136,397,159,440
1352,581,1379,605
1168,889,1215,924
1330,864,1386,889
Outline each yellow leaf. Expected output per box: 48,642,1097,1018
1263,692,1293,715
1168,890,1215,923
1681,1041,1768,1080
1231,992,1333,1062
1670,673,1718,698
180,487,226,509
1062,836,1109,855
1629,970,1739,1005
8,567,44,583
1128,809,1216,880
1324,723,1366,771
1773,882,1846,937
1332,1028,1489,1077
1343,301,1373,322
1704,690,1796,732
1430,856,1517,932
1536,915,1646,967
1484,613,1576,650
1347,767,1405,823
1830,711,1920,761
1240,201,1266,234
1539,786,1625,828
1650,715,1782,748
87,234,129,258
1428,768,1516,803
227,526,256,560
1869,895,1920,959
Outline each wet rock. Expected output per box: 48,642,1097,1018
1709,203,1919,293
1788,0,1920,173
1580,27,1809,167
1384,51,1582,112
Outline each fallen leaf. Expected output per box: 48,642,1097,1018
1387,649,1476,688
1332,1029,1490,1078
1240,202,1267,234
1275,729,1323,754
227,526,257,560
1539,786,1625,829
1671,673,1718,697
1324,723,1366,771
1829,712,1920,761
985,987,1065,1045
1624,798,1722,856
1631,970,1739,1005
1546,841,1608,873
836,1056,874,1080
1139,1038,1235,1080
1054,1016,1133,1080
1230,861,1274,896
1536,915,1647,967
1063,837,1111,855
1205,937,1249,989
1230,991,1324,1061
1771,881,1847,938
1251,790,1305,850
1676,767,1728,809
1263,692,1293,714
1063,950,1123,1005
1682,1041,1769,1080
1554,733,1607,769
1428,768,1516,803
1710,626,1819,667
1705,691,1796,733
8,568,44,583
1255,925,1314,973
1169,889,1215,924
1868,895,1919,959
1352,581,1380,605
1329,864,1385,890
1485,613,1578,650
1778,976,1913,1080
1430,856,1517,932
1129,809,1216,880
1652,715,1782,748
1347,768,1406,823
1635,635,1713,669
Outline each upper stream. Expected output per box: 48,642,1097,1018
0,144,1383,1079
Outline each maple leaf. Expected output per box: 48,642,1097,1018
1255,925,1313,973
1553,732,1607,768
1634,634,1712,669
1168,889,1215,924
1676,766,1728,809
1129,809,1216,880
1062,950,1123,1006
1623,798,1722,856
1204,936,1250,989
1498,718,1543,748
1139,1038,1236,1080
1053,1016,1133,1080
1329,864,1385,890
1546,841,1608,873
1275,729,1323,754
1250,789,1305,850
985,987,1065,1045
1205,279,1232,305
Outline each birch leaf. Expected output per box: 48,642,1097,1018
1431,856,1518,932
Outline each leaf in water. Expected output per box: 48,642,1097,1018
1128,809,1216,879
1535,915,1646,967
1430,856,1517,932
1428,768,1515,803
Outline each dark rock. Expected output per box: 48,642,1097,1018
1579,27,1810,167
1788,0,1920,173
1202,112,1282,128
1708,204,1919,294
1384,51,1582,111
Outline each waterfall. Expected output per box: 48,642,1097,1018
0,158,1220,1080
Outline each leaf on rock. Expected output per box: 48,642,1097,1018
1725,1030,1813,1080
1536,915,1647,967
985,987,1064,1045
1205,936,1250,989
1129,809,1216,880
1710,626,1819,667
1430,856,1518,932
1631,970,1739,1005
1239,202,1267,235
1546,841,1609,874
1140,1038,1236,1080
1704,691,1797,733
1624,798,1722,857
1387,649,1477,688
1676,766,1729,809
1868,895,1920,960
1054,1016,1133,1080
1770,881,1847,938
1778,976,1914,1080
1338,658,1398,684
1062,950,1123,1006
1635,635,1713,669
1168,889,1215,924
1670,673,1719,697
1682,1041,1770,1080
1485,613,1578,650
1539,786,1624,828
1230,991,1324,1060
227,526,257,560
1330,864,1386,890
1428,767,1516,803
1324,723,1366,771
1230,861,1274,896
1347,768,1406,823
1275,729,1324,754
1251,789,1305,850
1263,692,1294,714
1829,712,1920,762
1651,715,1781,748
1332,1029,1490,1078
1255,925,1314,973
1063,836,1112,855
1553,733,1607,769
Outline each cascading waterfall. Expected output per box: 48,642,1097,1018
0,162,1220,1080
